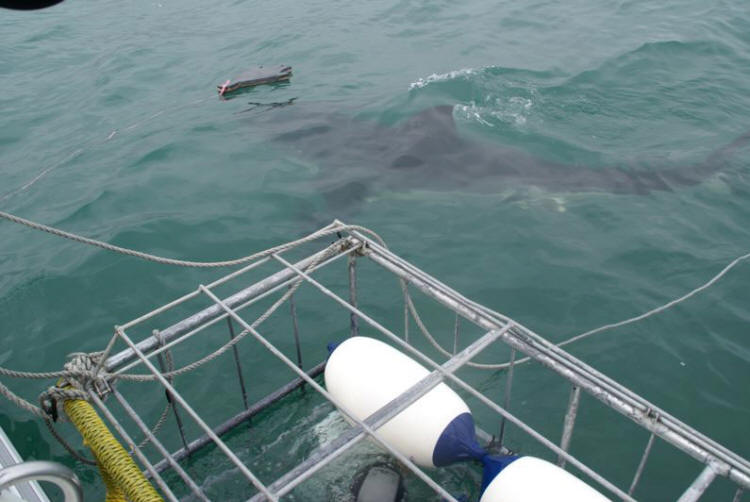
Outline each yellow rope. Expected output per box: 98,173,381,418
63,397,163,502
97,458,127,502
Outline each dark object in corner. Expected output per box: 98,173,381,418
218,65,292,97
352,463,405,502
0,0,64,9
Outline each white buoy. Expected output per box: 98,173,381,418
480,456,610,502
325,337,610,502
325,336,481,467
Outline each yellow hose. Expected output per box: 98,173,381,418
63,396,163,502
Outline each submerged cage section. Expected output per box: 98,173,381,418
56,222,748,502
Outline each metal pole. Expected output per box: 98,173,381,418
288,289,304,369
348,254,359,337
114,327,279,501
110,246,357,378
361,230,750,477
677,463,719,502
628,432,655,496
201,282,490,502
273,252,638,501
453,314,460,354
106,241,354,371
358,238,750,490
558,385,581,468
403,297,410,342
227,318,250,410
497,348,516,448
155,332,190,454
149,362,325,475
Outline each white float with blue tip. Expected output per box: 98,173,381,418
479,456,609,501
325,336,610,502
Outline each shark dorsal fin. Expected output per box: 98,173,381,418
400,105,457,135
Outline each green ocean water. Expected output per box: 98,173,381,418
1,0,750,500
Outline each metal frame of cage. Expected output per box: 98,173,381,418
80,223,748,502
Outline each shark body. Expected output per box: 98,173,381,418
253,104,748,209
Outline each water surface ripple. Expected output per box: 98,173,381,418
1,0,749,500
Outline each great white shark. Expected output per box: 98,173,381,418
250,104,749,210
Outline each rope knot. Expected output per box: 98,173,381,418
39,351,112,422
63,351,100,374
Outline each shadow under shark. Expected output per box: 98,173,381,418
255,104,749,211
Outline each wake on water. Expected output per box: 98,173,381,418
409,66,538,129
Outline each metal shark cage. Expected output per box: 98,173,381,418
69,222,748,502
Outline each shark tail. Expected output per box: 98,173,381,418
656,129,750,190
704,129,750,166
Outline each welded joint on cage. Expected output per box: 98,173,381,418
677,461,721,502
558,385,581,468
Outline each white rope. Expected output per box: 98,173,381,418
0,148,86,203
411,249,750,371
0,379,48,418
0,210,377,268
558,250,750,347
0,95,213,203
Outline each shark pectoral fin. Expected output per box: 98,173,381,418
321,180,371,213
274,124,333,142
400,105,457,134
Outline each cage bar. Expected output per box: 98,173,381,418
66,223,747,502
